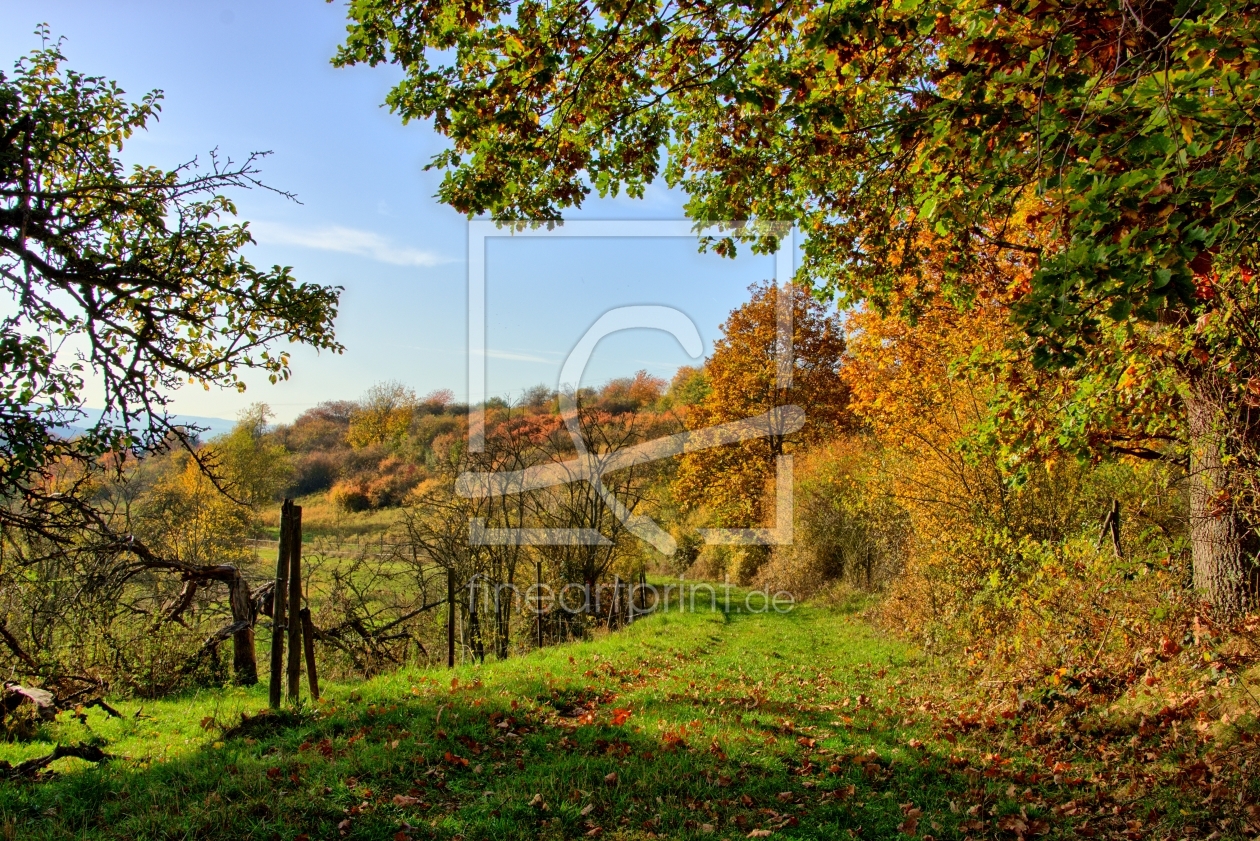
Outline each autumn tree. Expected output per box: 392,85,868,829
339,0,1260,611
214,404,292,509
1,40,340,538
532,404,673,594
663,366,709,411
598,370,667,413
347,381,419,449
675,281,849,526
0,41,339,688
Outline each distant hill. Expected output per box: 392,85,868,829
55,409,238,441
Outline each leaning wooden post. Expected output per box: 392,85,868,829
269,500,292,710
468,576,484,663
609,576,621,630
286,505,304,703
535,561,544,649
1100,499,1122,558
446,568,456,668
300,607,320,700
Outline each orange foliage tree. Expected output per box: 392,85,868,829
843,237,1187,639
675,282,850,527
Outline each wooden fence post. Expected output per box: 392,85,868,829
468,576,485,663
447,568,456,668
1100,500,1122,558
607,576,615,630
535,562,544,649
300,607,320,700
286,505,304,703
269,500,292,710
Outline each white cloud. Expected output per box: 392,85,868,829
485,349,554,363
249,221,450,267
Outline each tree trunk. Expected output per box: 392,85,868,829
1186,371,1257,614
227,573,258,685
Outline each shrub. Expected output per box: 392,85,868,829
757,438,910,600
289,452,339,496
330,480,371,512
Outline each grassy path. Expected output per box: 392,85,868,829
0,605,1241,839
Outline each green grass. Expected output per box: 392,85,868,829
0,604,1247,840
257,492,408,543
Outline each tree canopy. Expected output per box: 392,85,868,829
337,0,1258,351
0,39,341,532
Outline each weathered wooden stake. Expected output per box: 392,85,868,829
1100,499,1122,558
535,561,544,649
609,576,621,630
468,577,484,663
269,500,292,710
446,567,456,668
286,505,304,703
300,607,320,700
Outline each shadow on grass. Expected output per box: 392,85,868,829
0,608,1055,840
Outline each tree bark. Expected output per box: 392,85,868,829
1186,370,1258,614
227,573,258,685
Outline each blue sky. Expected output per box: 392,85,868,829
0,1,781,423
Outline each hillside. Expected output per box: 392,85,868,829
2,604,1250,841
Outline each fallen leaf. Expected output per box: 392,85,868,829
899,804,922,836
998,816,1028,834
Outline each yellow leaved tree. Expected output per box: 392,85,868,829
675,281,851,528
